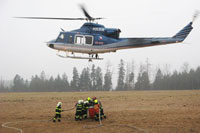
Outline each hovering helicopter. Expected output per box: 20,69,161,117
16,6,199,61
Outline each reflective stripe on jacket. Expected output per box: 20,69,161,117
76,104,83,112
56,106,62,114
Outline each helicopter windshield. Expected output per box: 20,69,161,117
56,33,65,43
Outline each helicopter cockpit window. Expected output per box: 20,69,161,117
85,36,93,45
56,33,65,43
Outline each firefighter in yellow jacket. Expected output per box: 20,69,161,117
93,97,106,119
83,101,89,119
75,100,83,121
53,102,63,122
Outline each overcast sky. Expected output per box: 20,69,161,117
0,0,200,81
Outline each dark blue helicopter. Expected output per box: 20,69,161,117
17,6,199,61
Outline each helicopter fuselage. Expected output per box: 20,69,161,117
47,22,193,56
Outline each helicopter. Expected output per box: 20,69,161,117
16,6,199,61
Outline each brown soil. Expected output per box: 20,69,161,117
0,90,200,133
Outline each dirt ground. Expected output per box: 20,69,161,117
0,90,200,133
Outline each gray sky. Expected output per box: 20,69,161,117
0,0,200,81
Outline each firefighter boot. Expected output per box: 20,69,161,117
75,116,79,121
95,114,99,121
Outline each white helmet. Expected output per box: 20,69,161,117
80,100,84,103
78,100,84,104
57,102,62,106
78,100,82,104
84,101,89,104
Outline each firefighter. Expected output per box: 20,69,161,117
87,97,94,106
94,99,101,121
82,101,89,119
92,97,97,101
53,102,63,122
93,97,106,119
99,101,106,119
75,100,83,121
100,106,106,118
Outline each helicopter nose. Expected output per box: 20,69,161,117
47,39,56,49
49,44,54,48
47,43,54,48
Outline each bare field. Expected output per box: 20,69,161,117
1,90,200,133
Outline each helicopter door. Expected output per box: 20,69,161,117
75,35,93,46
75,35,84,45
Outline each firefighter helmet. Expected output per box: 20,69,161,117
84,101,89,104
78,100,83,104
94,99,98,104
93,97,97,100
87,97,91,101
57,102,62,106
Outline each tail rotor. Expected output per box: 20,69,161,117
192,10,200,23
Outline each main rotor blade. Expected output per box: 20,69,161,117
15,17,87,20
15,5,105,21
79,4,93,20
95,17,106,20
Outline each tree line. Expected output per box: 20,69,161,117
0,60,200,92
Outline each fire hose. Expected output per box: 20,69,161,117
1,106,75,133
2,106,147,133
83,108,147,133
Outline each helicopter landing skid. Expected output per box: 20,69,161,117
56,54,103,61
